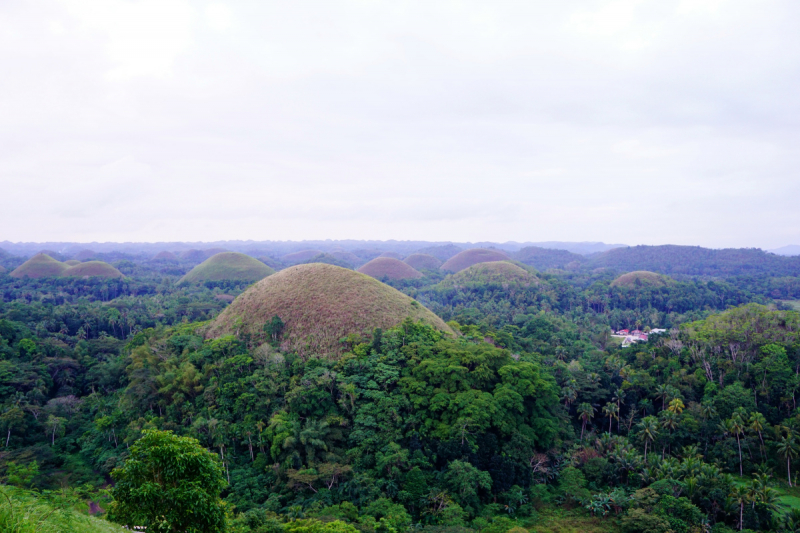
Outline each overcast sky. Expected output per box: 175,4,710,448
1,1,799,248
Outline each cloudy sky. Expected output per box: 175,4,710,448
1,1,798,248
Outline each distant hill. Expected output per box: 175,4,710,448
514,246,586,270
0,265,6,274
61,261,124,278
153,251,179,261
179,252,274,284
416,244,462,261
528,241,627,255
379,251,404,260
771,245,800,256
331,251,362,267
358,257,423,280
64,259,81,266
180,248,228,262
440,248,510,273
610,270,670,288
282,249,324,265
590,245,800,277
301,253,354,269
10,254,69,278
404,253,442,271
74,249,96,261
440,261,538,288
206,263,451,356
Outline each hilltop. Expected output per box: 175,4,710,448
206,263,451,356
64,259,81,266
440,261,538,288
153,251,179,261
404,253,442,271
610,270,670,287
179,252,274,284
282,249,324,265
440,248,509,273
514,246,586,270
180,248,228,262
379,251,404,260
9,254,68,278
357,257,423,280
62,261,124,278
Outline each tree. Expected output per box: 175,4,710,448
721,415,746,476
602,402,619,434
778,432,799,487
748,412,766,458
728,485,750,531
108,429,227,533
578,403,595,442
639,416,659,461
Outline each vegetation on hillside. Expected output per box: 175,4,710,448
441,249,511,273
179,252,275,284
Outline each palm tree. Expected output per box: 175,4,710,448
612,388,625,432
667,398,684,414
728,485,750,531
577,403,595,442
639,416,659,461
660,410,679,457
749,412,766,459
777,432,799,487
655,384,671,410
602,402,619,434
729,415,746,477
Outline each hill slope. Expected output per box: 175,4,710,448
440,248,510,273
283,249,324,265
179,252,274,284
61,261,124,278
404,253,442,271
440,261,538,288
514,246,586,270
591,245,800,277
153,251,178,261
206,263,451,356
358,257,423,280
10,254,68,278
610,270,669,287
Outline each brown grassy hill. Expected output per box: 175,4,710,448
206,263,451,356
180,248,228,262
379,251,404,260
64,260,81,266
74,249,96,261
610,270,669,288
440,261,538,288
258,256,284,270
440,248,510,273
10,254,68,278
332,251,362,267
0,265,6,274
153,251,179,261
416,244,463,261
179,252,274,284
404,253,442,271
61,261,124,278
283,250,324,265
357,257,423,280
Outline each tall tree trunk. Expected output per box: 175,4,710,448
737,435,742,476
5,428,10,447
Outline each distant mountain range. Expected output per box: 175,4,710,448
769,245,800,256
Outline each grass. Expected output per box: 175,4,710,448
206,263,452,357
779,300,800,311
358,257,423,280
439,261,537,288
0,485,126,533
404,253,442,271
64,260,81,266
610,271,668,288
523,508,620,533
179,252,274,284
61,261,123,279
9,254,69,279
440,249,510,273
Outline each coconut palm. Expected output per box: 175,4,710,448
639,416,659,461
728,485,750,531
612,388,625,432
602,402,619,434
777,432,799,487
577,403,595,442
720,416,746,476
749,412,767,458
660,410,679,456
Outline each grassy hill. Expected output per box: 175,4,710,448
357,257,423,280
590,245,800,277
379,251,404,260
74,249,96,261
610,270,670,287
153,251,178,261
179,252,274,284
10,254,69,278
515,246,586,270
179,248,228,262
61,261,124,278
416,244,462,261
258,256,284,270
283,249,324,265
440,261,538,288
440,248,510,273
404,253,442,271
0,265,6,274
64,259,81,266
302,253,355,269
206,263,451,356
331,250,362,267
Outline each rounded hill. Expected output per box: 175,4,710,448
206,263,451,356
153,251,178,261
282,250,324,265
179,253,274,284
62,261,124,278
440,248,510,273
64,260,81,266
0,265,6,274
180,248,228,262
404,253,442,271
74,249,96,261
10,254,68,279
611,271,669,288
440,261,538,288
357,257,423,280
379,251,404,260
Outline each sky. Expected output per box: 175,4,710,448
1,0,799,248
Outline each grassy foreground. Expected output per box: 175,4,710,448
0,485,125,533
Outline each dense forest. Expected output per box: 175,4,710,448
2,244,800,533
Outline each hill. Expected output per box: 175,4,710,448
206,263,451,356
64,259,81,266
179,252,274,284
10,254,68,278
74,249,96,261
771,245,800,256
258,256,284,270
283,249,324,265
440,261,538,288
590,245,800,277
404,253,442,270
301,253,354,269
379,251,404,260
0,265,5,274
514,246,586,270
331,251,362,267
61,261,124,278
153,251,179,261
440,248,510,273
179,248,228,262
416,244,462,261
357,257,423,280
610,270,669,287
